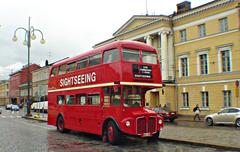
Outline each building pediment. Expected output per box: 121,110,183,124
113,15,164,36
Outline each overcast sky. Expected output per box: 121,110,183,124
0,0,213,80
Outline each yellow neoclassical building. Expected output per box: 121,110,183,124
95,0,240,116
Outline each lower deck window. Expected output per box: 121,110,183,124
66,95,74,105
76,94,86,105
123,86,142,107
88,94,100,105
57,95,64,105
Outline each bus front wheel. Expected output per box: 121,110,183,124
57,116,70,133
106,121,121,145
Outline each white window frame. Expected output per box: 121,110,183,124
217,46,232,73
201,91,209,108
223,90,231,107
219,17,228,32
197,50,209,75
182,92,189,108
198,24,206,38
178,54,189,77
180,29,187,42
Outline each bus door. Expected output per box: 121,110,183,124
74,94,87,131
102,86,121,120
84,93,102,134
64,95,75,129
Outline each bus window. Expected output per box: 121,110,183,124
57,95,64,105
103,87,110,106
103,48,119,63
142,51,157,64
67,62,77,72
123,48,140,62
77,58,88,69
76,94,86,105
88,94,100,105
51,67,58,77
89,54,101,66
111,87,121,106
59,64,66,75
123,86,142,107
66,95,74,105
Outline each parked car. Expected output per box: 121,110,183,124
0,107,2,114
205,107,240,127
5,104,12,110
158,111,178,122
152,107,178,122
11,104,19,111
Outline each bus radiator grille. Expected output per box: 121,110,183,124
137,117,146,134
148,117,156,133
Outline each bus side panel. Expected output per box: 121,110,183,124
48,92,57,126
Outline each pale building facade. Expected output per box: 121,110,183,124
95,0,240,116
0,80,9,105
32,65,50,102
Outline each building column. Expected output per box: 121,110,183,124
145,35,153,46
168,32,174,80
159,31,169,81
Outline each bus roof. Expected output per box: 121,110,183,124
52,40,156,68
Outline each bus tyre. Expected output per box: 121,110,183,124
106,121,121,145
57,116,70,133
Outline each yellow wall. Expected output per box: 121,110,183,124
174,1,240,115
178,82,239,115
98,0,240,116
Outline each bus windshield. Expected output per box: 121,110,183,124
123,86,142,107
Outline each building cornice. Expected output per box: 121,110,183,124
173,0,236,21
113,15,164,36
114,16,171,37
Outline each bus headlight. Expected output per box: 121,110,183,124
125,121,131,127
158,119,163,124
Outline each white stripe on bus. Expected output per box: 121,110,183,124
48,81,162,93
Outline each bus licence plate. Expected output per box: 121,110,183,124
143,133,151,137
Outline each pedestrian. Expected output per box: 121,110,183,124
193,104,201,121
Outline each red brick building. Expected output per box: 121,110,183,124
9,71,21,104
9,64,41,104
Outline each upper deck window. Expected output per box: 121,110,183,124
89,54,101,66
59,64,66,75
77,58,88,69
67,62,77,72
51,67,58,77
103,48,119,63
142,51,157,64
123,49,140,62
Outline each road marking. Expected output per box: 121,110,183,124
17,120,54,130
0,115,22,119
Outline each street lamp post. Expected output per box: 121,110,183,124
12,17,45,116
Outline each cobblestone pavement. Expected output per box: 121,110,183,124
161,122,240,149
0,108,238,152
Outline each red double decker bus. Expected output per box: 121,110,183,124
48,40,163,144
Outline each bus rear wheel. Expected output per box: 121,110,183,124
57,116,70,133
106,121,121,145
